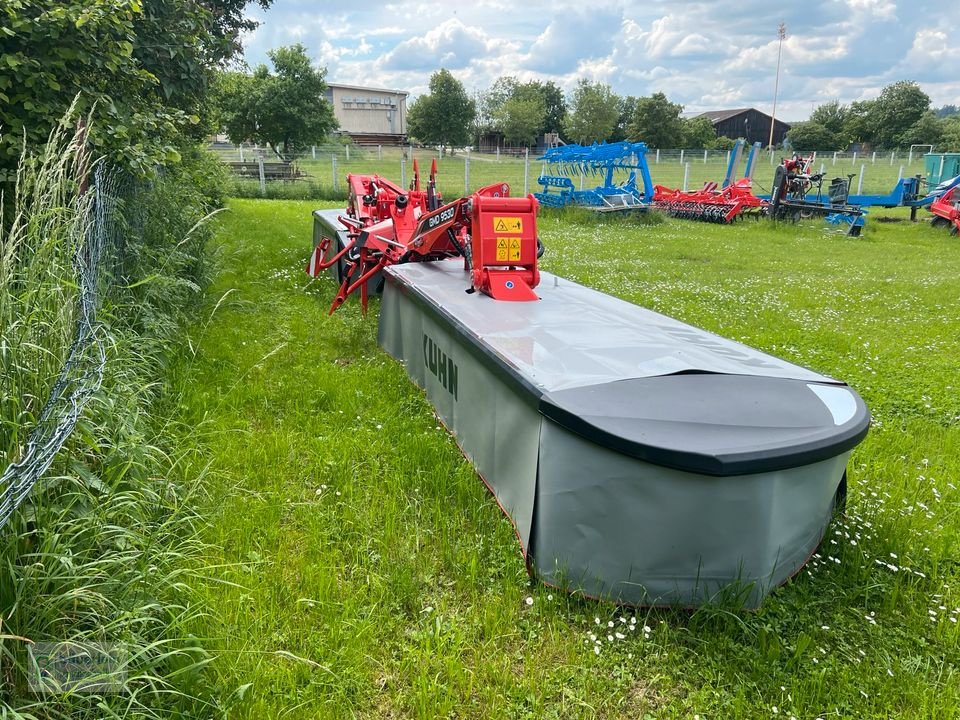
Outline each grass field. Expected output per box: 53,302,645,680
220,144,931,202
180,200,959,718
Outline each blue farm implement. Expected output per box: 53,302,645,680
534,142,654,211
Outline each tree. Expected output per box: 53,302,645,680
868,81,931,148
407,69,475,151
611,96,637,142
495,94,546,147
0,0,272,176
843,100,873,146
681,116,717,149
477,78,564,145
940,116,960,152
786,121,842,151
936,105,959,119
536,81,567,135
627,92,683,148
810,100,848,137
562,80,619,145
898,111,943,148
217,44,336,157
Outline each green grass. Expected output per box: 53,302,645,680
181,198,960,718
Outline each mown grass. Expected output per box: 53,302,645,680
183,199,959,718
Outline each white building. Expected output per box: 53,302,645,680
325,83,408,146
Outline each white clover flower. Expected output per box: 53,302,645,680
594,645,601,655
615,632,625,640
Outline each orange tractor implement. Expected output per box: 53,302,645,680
306,160,541,313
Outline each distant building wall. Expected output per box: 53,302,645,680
325,84,408,144
698,108,791,147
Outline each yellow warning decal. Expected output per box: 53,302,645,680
496,248,508,261
496,238,508,249
508,238,521,261
494,216,523,233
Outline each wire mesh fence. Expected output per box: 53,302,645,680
210,142,934,201
0,165,120,529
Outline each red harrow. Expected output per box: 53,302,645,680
929,184,960,236
653,179,766,223
306,161,542,313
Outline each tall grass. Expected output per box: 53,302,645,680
0,121,220,717
0,125,90,462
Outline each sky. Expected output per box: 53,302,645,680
239,0,957,122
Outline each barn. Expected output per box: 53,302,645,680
696,108,791,147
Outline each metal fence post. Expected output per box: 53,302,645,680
400,157,406,188
655,149,660,164
524,148,529,195
833,151,837,165
238,143,244,162
345,144,350,162
465,153,470,194
726,150,730,168
682,162,690,192
857,164,865,194
872,151,876,164
311,145,316,160
680,149,685,165
820,163,826,176
890,151,895,165
332,156,338,192
257,156,265,196
852,151,857,165
703,149,708,164
378,144,382,161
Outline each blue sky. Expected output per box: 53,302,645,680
240,0,957,122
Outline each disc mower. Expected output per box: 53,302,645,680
306,160,542,313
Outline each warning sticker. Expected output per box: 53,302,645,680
496,248,508,261
508,238,521,261
493,216,523,233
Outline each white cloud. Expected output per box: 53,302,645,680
239,0,960,119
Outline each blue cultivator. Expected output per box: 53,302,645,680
534,142,655,211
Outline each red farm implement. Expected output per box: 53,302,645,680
653,178,766,223
306,160,542,313
929,184,960,236
652,140,767,223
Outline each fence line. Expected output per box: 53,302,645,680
0,167,117,528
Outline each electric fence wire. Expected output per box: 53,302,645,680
0,165,117,528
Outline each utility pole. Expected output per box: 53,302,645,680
768,22,786,150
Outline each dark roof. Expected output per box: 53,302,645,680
698,109,754,123
696,108,790,128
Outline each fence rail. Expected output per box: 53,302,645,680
211,143,935,200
